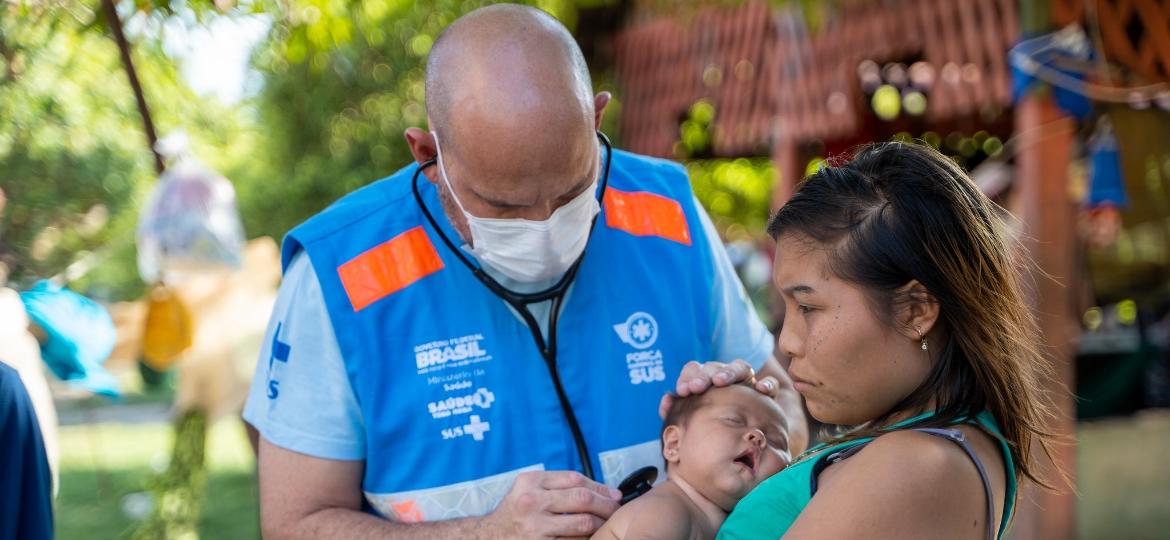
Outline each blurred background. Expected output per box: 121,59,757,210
1,0,1167,538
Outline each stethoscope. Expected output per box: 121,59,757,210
410,131,613,483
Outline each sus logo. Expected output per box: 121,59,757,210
613,312,658,350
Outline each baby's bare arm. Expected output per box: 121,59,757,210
590,518,623,540
591,489,693,540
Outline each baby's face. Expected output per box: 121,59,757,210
669,385,791,511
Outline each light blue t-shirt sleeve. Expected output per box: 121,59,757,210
242,251,366,461
695,196,776,371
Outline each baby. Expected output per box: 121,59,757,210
593,383,792,540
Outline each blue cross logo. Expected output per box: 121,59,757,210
266,323,291,400
268,322,291,371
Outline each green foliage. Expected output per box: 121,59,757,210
0,1,263,299
239,0,590,242
674,99,775,237
678,99,715,157
687,158,775,237
0,0,644,303
117,0,276,21
1,3,151,295
1,0,623,299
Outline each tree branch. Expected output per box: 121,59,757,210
100,0,165,174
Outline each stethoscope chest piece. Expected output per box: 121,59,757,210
618,465,659,505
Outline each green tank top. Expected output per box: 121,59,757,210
717,410,1017,540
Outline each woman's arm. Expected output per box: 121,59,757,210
782,430,996,540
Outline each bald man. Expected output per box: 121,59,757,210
243,5,805,539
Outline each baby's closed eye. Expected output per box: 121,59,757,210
720,416,746,427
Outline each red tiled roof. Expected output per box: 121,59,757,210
614,2,779,157
614,0,1019,156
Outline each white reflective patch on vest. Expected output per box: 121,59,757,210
598,439,665,487
365,464,543,522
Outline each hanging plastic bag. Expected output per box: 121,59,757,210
137,132,245,284
141,283,193,371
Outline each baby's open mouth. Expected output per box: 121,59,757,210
733,450,756,473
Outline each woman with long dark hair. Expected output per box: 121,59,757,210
718,142,1059,539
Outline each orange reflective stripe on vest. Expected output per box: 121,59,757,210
338,226,444,311
603,188,692,246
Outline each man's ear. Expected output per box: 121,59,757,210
662,425,683,465
593,92,611,131
895,279,941,342
404,126,440,185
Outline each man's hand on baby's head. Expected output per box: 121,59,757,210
483,470,621,539
659,360,781,419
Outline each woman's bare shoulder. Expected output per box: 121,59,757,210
785,430,991,539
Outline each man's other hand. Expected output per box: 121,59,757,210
481,470,621,539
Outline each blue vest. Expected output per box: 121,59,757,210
283,150,721,522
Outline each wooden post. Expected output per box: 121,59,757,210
1009,93,1079,540
771,132,802,211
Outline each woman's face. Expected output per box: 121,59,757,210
773,233,932,425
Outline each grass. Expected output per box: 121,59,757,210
56,419,259,540
53,410,1170,539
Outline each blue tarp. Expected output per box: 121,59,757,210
19,281,119,398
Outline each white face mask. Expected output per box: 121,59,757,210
432,132,600,283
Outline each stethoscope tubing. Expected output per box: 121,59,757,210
409,132,615,480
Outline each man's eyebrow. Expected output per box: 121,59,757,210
782,285,815,296
476,192,528,209
555,172,595,202
464,184,529,209
469,172,594,210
